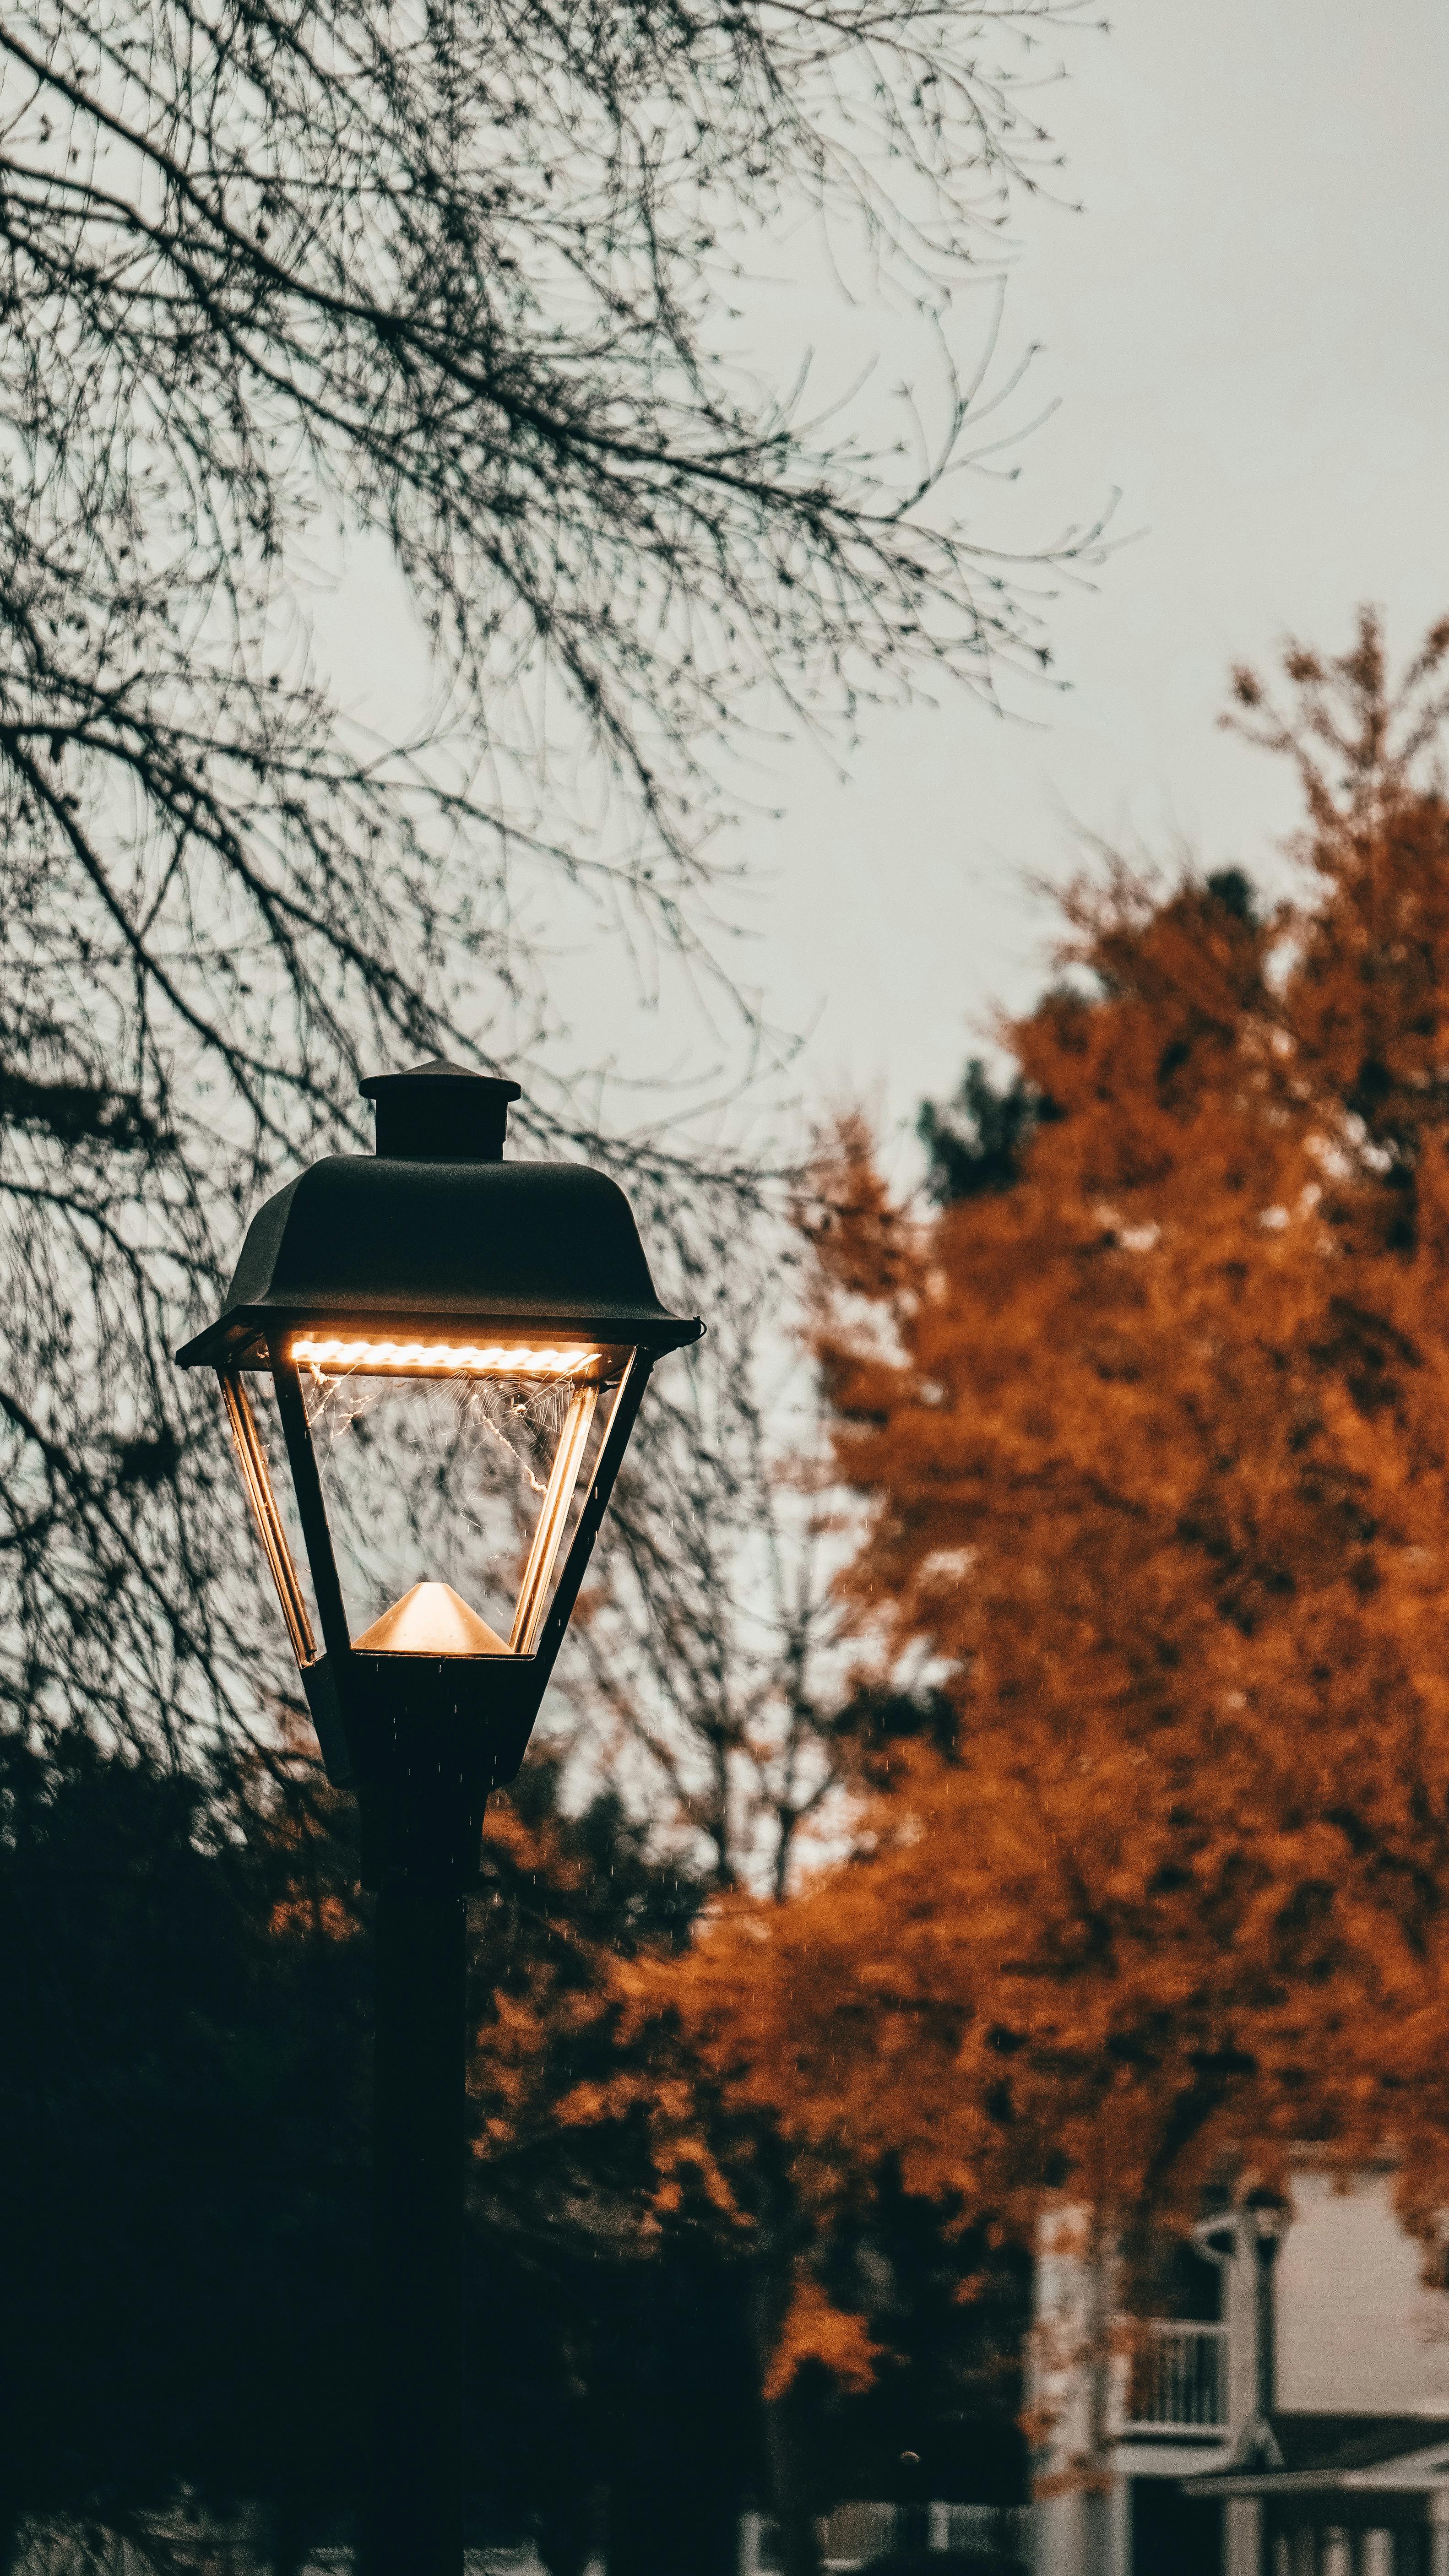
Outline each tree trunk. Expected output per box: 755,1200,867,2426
750,2261,823,2576
535,2487,597,2576
0,2495,26,2576
269,2490,311,2576
760,2407,824,2576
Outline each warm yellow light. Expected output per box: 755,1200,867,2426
290,1334,601,1377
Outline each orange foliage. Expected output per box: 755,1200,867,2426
675,614,1449,2256
467,1787,746,2247
762,2271,883,2403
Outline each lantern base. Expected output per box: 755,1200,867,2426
301,1647,551,1891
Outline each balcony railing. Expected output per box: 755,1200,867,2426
1123,2321,1229,2431
744,2504,1032,2572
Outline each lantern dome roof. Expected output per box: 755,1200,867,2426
175,1063,702,1370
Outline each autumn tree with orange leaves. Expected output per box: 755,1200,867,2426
668,614,1449,2483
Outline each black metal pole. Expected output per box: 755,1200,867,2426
363,1876,467,2576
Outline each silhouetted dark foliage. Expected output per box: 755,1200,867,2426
918,1060,1047,1205
0,1725,765,2573
1204,866,1259,927
0,1729,369,2568
834,1684,963,1781
810,2179,1029,2513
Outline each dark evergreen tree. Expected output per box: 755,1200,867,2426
917,1059,1047,1207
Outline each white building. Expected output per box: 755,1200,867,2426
1033,2172,1449,2576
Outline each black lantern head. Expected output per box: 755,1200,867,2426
178,1065,700,1877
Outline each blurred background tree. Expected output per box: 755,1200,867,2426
661,608,1449,2516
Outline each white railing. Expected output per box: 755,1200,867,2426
929,2504,1034,2560
742,2501,1032,2571
1123,2321,1229,2430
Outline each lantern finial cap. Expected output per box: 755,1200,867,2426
359,1059,522,1162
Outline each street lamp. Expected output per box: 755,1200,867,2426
177,1060,701,2576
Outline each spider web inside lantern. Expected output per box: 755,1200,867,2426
280,1340,623,1655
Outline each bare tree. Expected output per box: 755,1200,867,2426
0,0,1102,1774
565,1211,852,1895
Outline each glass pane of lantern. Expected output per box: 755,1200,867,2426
219,1371,319,1667
284,1335,627,1655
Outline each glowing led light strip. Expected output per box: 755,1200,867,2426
290,1334,600,1377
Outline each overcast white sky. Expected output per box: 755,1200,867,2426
316,0,1449,1169
701,0,1449,1159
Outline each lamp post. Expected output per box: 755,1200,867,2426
176,1062,702,2576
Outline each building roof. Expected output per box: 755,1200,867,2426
1184,2415,1449,2498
